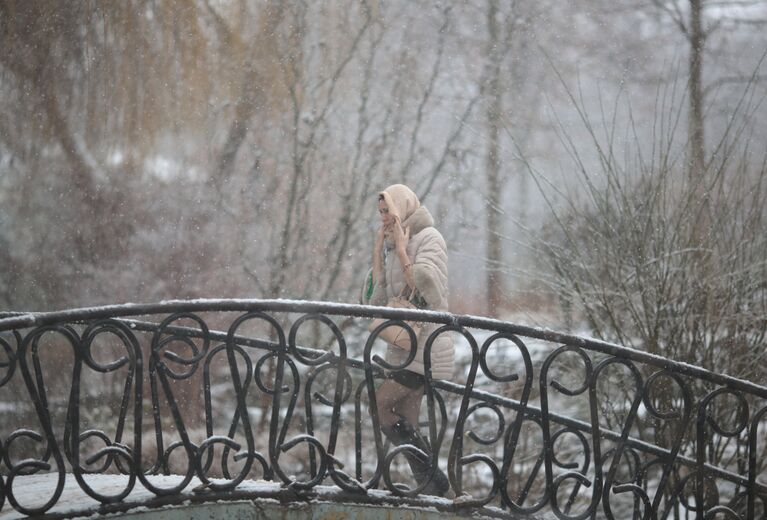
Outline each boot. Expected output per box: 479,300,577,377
383,419,450,497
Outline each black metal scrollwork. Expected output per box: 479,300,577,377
0,301,764,519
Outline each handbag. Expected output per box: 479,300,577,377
368,286,423,350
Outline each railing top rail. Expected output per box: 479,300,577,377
1,298,766,398
2,298,766,519
47,314,763,496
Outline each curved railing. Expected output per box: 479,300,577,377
0,300,765,519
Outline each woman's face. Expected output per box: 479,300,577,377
378,199,394,226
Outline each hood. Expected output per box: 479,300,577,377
402,206,434,236
380,184,420,223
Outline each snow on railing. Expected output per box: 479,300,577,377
0,299,765,519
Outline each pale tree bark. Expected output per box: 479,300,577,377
648,0,710,255
484,0,505,317
476,0,545,317
688,0,706,181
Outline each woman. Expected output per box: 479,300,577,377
361,183,454,496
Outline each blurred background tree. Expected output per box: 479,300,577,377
1,0,765,379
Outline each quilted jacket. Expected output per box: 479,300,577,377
362,186,454,381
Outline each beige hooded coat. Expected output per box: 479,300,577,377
362,184,455,381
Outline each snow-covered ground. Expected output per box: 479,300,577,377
1,473,202,519
0,473,464,520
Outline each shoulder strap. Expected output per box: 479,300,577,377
398,284,419,301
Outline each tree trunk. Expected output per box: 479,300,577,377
688,0,705,181
688,0,712,287
485,0,504,317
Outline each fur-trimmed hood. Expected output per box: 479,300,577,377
402,206,435,237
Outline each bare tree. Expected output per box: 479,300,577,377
484,0,505,317
646,0,767,179
532,62,765,413
519,69,767,513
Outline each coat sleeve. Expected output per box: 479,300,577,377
412,229,449,310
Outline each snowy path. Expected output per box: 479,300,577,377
1,473,262,519
0,473,463,519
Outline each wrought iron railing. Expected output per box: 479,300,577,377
0,300,765,519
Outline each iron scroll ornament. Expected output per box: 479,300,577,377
0,300,765,518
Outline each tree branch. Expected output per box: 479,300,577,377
650,0,690,38
704,74,767,96
419,93,480,203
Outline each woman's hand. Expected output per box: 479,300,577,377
392,217,410,254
